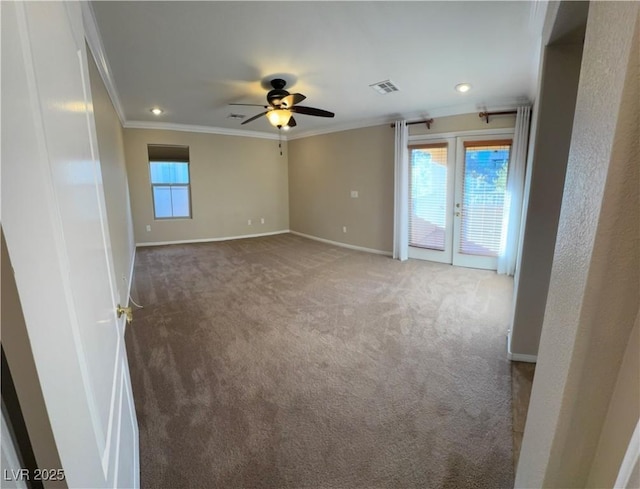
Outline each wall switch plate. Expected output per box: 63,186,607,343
248,219,252,225
146,225,151,232
350,190,359,198
261,218,265,224
342,226,347,233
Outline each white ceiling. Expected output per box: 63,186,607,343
91,1,543,139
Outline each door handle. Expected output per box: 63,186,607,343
116,304,133,324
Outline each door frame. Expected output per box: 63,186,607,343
407,128,515,269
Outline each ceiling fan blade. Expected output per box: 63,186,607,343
229,103,268,107
280,93,306,108
287,117,297,127
291,106,335,118
241,111,268,125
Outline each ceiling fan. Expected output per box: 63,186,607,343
230,78,335,129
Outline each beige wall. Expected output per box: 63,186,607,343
288,113,515,253
288,125,394,252
123,129,289,244
87,49,135,304
516,2,639,487
409,112,516,136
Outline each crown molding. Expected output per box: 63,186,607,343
286,116,393,140
81,2,127,125
287,99,528,141
123,121,281,141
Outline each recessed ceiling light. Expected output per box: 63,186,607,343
455,83,471,93
150,107,163,115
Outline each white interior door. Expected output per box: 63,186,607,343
2,2,138,487
452,136,513,270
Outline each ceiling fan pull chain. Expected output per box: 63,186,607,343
279,128,283,156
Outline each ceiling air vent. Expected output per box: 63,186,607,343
227,113,246,120
369,80,400,94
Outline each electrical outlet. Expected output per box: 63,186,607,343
260,218,265,224
122,274,127,283
342,226,347,233
146,224,151,232
248,219,252,225
350,190,359,198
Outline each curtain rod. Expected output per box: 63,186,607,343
479,110,517,123
390,110,517,128
390,119,434,129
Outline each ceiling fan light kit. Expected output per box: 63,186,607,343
266,109,292,128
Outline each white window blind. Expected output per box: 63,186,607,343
409,144,448,251
459,141,511,257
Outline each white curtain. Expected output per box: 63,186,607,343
393,120,409,261
497,106,531,275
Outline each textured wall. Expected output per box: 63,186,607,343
516,2,639,487
123,129,290,244
87,49,136,304
509,42,584,357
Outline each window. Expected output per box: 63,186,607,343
148,145,191,219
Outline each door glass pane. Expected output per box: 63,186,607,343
153,186,172,218
460,143,510,256
170,187,190,217
409,145,447,251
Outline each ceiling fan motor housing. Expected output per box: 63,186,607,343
267,78,289,106
267,89,289,106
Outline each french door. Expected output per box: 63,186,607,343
408,134,513,270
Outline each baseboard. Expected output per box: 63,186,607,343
136,230,290,247
290,231,392,257
506,331,538,363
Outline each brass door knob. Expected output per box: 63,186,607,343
116,305,133,324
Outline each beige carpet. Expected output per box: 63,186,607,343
127,233,515,488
